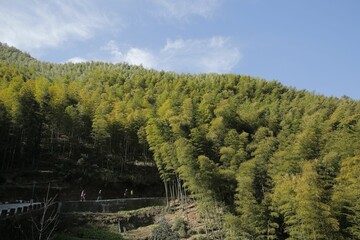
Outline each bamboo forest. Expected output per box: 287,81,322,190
1,42,360,240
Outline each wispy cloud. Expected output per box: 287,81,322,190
151,0,221,20
160,37,241,73
102,41,157,69
103,37,241,73
0,0,113,51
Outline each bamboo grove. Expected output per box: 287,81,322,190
1,43,360,239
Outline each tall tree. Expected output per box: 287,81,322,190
333,156,360,239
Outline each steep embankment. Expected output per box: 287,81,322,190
57,203,206,240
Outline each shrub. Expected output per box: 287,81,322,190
172,217,187,238
151,219,179,240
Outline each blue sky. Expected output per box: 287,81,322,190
1,0,360,99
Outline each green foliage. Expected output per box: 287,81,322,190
272,162,339,239
172,217,187,238
234,159,269,239
55,226,124,240
151,219,179,240
294,162,339,239
333,156,360,239
223,213,242,240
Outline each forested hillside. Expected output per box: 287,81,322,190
1,42,360,239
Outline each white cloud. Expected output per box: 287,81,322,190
160,37,241,73
125,48,157,69
103,40,124,59
66,57,87,64
103,37,241,73
152,0,221,20
103,41,157,69
0,0,112,51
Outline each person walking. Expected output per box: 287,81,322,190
80,189,86,201
97,189,102,201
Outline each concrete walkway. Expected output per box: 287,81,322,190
60,197,166,213
0,202,42,217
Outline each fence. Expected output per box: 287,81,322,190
59,197,167,213
0,202,44,218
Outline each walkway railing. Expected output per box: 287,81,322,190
0,197,166,218
0,202,43,218
59,197,167,213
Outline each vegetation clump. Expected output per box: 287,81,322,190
151,219,179,240
55,226,124,240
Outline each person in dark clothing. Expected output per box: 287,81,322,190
97,189,102,201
